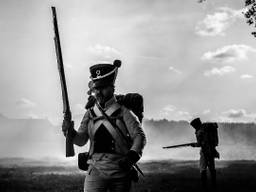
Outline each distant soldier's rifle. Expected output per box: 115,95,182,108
51,7,75,157
163,142,197,149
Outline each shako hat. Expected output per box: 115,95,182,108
89,60,121,88
190,117,202,129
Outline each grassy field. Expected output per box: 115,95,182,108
0,159,256,192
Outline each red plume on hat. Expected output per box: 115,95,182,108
89,60,121,88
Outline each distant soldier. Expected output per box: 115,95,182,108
62,60,146,192
190,118,219,190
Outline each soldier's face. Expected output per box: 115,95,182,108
93,86,114,104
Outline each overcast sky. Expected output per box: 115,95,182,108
1,0,256,124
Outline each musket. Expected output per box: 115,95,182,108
51,7,75,157
162,142,197,149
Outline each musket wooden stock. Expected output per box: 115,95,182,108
51,6,75,157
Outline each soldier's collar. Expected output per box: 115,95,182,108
100,96,117,109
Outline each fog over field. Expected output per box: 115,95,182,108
143,119,256,161
0,114,255,162
1,0,256,165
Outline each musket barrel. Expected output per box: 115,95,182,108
52,7,71,116
163,142,196,149
52,6,74,157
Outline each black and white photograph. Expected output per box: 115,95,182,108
1,0,256,191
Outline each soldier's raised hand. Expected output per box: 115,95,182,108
119,150,140,171
191,143,200,147
62,120,74,136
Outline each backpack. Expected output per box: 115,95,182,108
202,122,219,147
85,93,144,123
116,93,144,123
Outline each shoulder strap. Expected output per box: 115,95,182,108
89,108,96,117
95,102,131,145
95,102,144,177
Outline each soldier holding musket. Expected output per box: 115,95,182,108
190,118,219,191
62,60,146,192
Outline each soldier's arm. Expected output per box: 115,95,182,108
122,107,146,156
191,142,200,147
72,110,90,146
195,129,203,147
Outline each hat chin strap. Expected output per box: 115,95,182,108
91,68,117,80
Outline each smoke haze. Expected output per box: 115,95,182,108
143,119,256,161
0,114,256,161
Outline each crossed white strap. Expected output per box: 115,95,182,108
89,103,130,154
